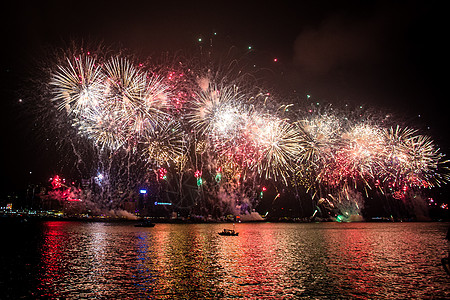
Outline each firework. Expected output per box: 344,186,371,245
187,82,247,138
249,114,302,184
384,126,449,188
76,108,128,151
295,111,449,200
338,123,387,181
296,113,342,166
102,56,169,136
42,48,450,219
141,120,186,168
51,55,170,151
51,55,105,118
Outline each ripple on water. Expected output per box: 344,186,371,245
2,221,449,299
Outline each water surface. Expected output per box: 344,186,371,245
1,221,449,299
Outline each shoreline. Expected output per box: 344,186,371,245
1,213,448,224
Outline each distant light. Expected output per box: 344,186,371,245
248,46,252,50
139,189,147,194
198,37,202,42
273,58,278,62
154,202,172,206
215,173,222,183
158,168,168,180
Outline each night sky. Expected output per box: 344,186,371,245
0,0,448,196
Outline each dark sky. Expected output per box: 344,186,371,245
0,0,448,194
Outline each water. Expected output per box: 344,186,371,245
1,221,449,299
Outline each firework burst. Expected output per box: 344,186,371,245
384,126,448,188
141,120,186,168
249,114,302,184
41,47,450,218
51,55,170,151
187,82,247,137
51,55,105,118
103,56,169,135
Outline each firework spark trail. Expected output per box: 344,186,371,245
296,113,342,168
141,120,186,168
45,49,449,216
102,56,169,138
51,55,105,118
338,123,387,183
248,114,302,184
187,82,247,138
51,55,170,151
292,108,449,200
379,125,450,193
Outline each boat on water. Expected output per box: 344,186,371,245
134,220,156,227
218,229,238,236
218,228,239,236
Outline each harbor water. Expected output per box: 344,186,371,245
1,221,449,299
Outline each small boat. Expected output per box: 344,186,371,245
135,220,156,227
218,228,239,236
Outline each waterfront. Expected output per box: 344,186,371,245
1,221,449,299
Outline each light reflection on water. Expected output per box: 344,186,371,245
3,221,449,299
